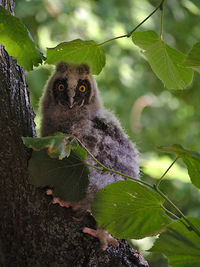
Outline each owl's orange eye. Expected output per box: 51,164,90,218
57,83,65,91
79,85,86,93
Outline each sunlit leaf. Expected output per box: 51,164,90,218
150,217,200,267
158,144,200,189
29,149,90,201
0,6,44,71
132,31,193,89
46,39,106,75
92,180,171,239
183,41,200,73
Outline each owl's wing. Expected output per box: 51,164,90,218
83,114,139,190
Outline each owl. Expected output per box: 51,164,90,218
40,62,139,249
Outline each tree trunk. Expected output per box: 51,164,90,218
0,1,148,266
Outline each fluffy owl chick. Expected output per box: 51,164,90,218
40,62,139,249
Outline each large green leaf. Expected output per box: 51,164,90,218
150,217,200,267
132,31,193,89
46,39,106,75
158,144,200,189
29,149,90,202
22,133,90,201
91,180,171,239
183,41,200,73
0,6,44,71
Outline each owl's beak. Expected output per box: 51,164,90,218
69,97,74,109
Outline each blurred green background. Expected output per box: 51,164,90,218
15,0,200,266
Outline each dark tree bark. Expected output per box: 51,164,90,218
0,1,148,266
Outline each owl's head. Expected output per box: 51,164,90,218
42,62,101,112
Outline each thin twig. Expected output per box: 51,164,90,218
7,0,12,15
161,205,194,230
127,0,166,37
86,163,103,172
160,0,166,39
156,157,179,188
161,204,180,220
98,0,166,46
97,34,128,47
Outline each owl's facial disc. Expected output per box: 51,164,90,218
53,78,91,109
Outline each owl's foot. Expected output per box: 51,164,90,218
52,197,72,207
83,227,119,250
46,189,93,210
46,189,87,210
46,189,71,207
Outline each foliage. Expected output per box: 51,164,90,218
150,217,200,267
183,41,200,73
46,39,106,74
0,6,44,70
22,134,90,201
22,133,82,160
132,31,194,89
1,0,200,266
91,180,171,239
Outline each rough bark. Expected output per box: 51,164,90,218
0,1,148,266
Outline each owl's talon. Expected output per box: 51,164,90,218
83,227,119,250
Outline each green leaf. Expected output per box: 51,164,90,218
183,41,200,73
23,133,89,201
91,180,171,239
29,149,90,201
22,133,82,160
132,31,193,89
158,144,200,189
46,39,106,75
0,6,44,71
132,30,159,50
150,217,200,267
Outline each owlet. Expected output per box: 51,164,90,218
40,62,139,205
40,62,139,248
